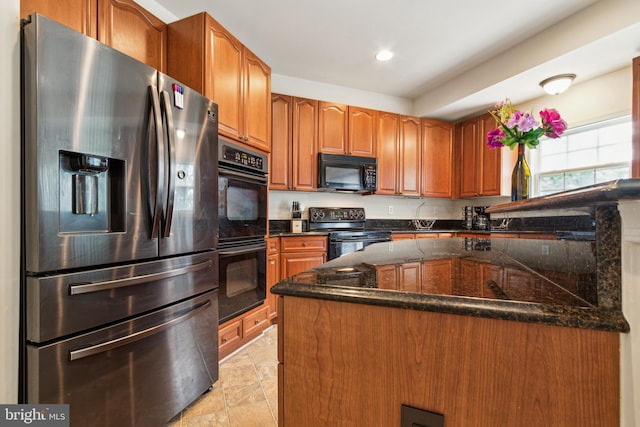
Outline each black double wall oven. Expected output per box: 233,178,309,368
216,139,268,323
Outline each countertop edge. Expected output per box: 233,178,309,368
271,282,630,333
486,178,640,213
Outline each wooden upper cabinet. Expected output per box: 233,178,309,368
21,0,98,37
292,97,318,191
98,0,167,72
318,104,375,156
422,119,454,198
478,113,501,195
206,21,244,142
243,49,272,152
458,113,502,197
318,102,349,154
376,112,400,195
270,94,293,190
168,12,271,152
458,117,479,197
399,116,421,196
348,106,377,156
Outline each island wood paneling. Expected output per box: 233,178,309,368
279,296,619,427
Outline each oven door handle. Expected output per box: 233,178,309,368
68,299,212,361
68,260,213,295
218,243,267,256
219,167,268,184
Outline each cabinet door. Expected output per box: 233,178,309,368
458,118,479,197
267,253,280,320
280,253,326,279
399,116,421,196
318,102,348,154
456,258,483,297
376,112,400,194
244,49,271,151
479,113,501,195
205,17,243,140
292,98,318,191
397,262,421,292
270,94,292,190
376,265,398,290
422,119,453,198
422,259,454,294
98,0,167,72
21,0,97,37
348,106,377,156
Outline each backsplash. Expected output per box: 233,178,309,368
269,215,593,235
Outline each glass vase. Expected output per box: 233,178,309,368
511,143,531,201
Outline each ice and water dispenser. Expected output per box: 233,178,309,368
59,151,125,233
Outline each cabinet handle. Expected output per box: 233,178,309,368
255,319,260,325
269,259,275,265
302,242,307,247
221,337,227,344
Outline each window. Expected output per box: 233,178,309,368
534,116,631,196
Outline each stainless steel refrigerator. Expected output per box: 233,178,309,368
21,14,219,426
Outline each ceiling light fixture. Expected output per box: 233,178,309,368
539,73,576,95
375,49,393,62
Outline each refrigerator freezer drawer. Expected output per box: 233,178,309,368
26,252,215,343
26,290,219,426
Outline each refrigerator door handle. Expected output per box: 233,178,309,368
68,259,213,295
68,299,212,361
160,90,176,238
148,86,165,239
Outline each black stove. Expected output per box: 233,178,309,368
308,207,391,260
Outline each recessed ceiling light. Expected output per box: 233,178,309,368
375,50,393,61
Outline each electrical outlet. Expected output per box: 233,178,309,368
388,205,394,215
541,244,550,255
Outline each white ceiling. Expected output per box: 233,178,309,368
151,0,640,121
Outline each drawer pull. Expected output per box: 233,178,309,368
68,260,212,295
69,300,211,361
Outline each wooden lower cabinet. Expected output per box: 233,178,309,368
392,233,451,241
266,237,280,321
218,304,270,359
279,296,620,426
279,235,327,279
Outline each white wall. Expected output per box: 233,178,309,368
272,74,413,116
269,190,461,221
1,0,21,404
516,66,632,128
618,201,640,427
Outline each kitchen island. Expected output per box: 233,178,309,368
272,179,637,427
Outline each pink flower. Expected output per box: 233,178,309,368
506,111,538,132
486,128,505,149
539,108,567,138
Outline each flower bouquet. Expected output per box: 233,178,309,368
486,99,567,150
485,99,567,201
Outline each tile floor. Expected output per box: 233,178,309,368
166,325,278,427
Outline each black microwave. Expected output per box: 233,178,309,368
317,153,377,192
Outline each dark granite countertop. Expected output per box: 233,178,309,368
486,178,640,213
272,237,630,333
